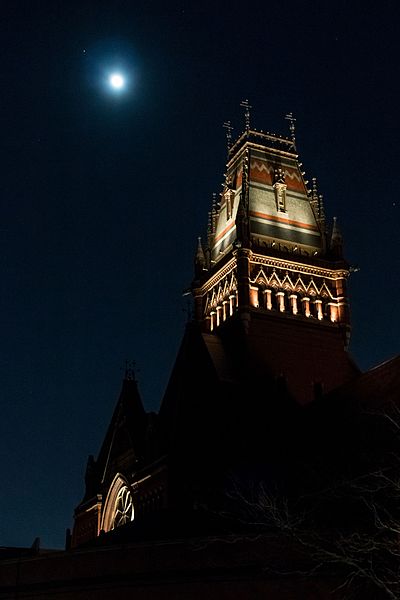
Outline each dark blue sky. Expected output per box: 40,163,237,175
1,1,399,548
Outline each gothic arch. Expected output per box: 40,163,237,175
294,276,306,294
282,273,294,291
307,280,318,297
101,473,134,533
320,282,332,299
269,272,281,288
255,275,268,288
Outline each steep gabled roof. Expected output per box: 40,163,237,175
95,377,147,486
158,322,224,451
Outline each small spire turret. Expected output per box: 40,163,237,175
194,236,207,275
330,216,343,258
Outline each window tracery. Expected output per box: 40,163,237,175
112,486,134,528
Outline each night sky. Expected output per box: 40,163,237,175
1,1,399,549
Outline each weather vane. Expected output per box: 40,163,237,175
240,99,252,133
285,112,296,147
223,120,233,150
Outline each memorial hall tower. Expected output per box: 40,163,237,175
72,110,359,548
191,110,356,404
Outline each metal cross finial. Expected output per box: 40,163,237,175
240,99,252,132
285,112,297,147
124,360,136,381
223,120,234,150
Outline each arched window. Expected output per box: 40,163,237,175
112,486,134,528
101,474,135,532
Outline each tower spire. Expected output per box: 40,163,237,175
192,112,351,350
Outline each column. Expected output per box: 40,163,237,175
315,298,323,320
276,291,285,312
328,303,338,323
289,294,298,315
301,297,311,317
210,311,216,331
265,289,272,310
229,294,235,316
222,300,228,321
249,285,259,308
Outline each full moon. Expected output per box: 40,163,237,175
109,73,124,89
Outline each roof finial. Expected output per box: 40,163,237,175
223,120,233,150
285,112,296,147
240,99,252,133
124,360,136,381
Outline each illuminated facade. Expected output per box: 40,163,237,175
71,373,166,548
194,129,349,337
72,118,359,548
192,126,357,405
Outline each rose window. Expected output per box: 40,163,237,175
112,486,134,528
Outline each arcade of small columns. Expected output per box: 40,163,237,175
203,262,348,332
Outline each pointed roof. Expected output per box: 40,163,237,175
96,376,147,486
210,128,326,263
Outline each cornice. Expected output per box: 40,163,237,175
194,252,348,298
251,253,349,280
197,257,237,294
227,141,297,170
